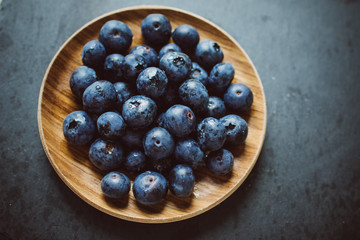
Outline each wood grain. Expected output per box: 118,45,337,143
37,6,267,223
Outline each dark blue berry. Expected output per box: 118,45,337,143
122,54,148,83
204,96,226,118
224,83,253,112
133,171,168,205
208,62,234,93
69,66,97,99
120,128,145,148
82,80,117,115
103,54,125,82
99,20,132,53
164,104,196,138
206,148,234,175
97,111,126,140
130,45,158,66
101,171,130,198
82,40,106,69
159,43,182,59
169,164,195,198
189,62,208,86
121,95,157,129
172,24,199,49
141,14,172,47
149,157,174,176
89,138,124,171
175,139,204,169
220,114,248,144
159,51,192,84
113,82,134,112
178,79,209,112
197,117,226,151
195,40,223,70
123,150,147,172
136,67,168,99
63,111,96,146
143,127,175,160
157,85,180,111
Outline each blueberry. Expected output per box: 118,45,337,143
189,62,208,86
164,104,196,138
69,66,97,99
101,171,130,198
143,127,175,160
103,53,125,82
120,128,145,148
195,40,223,70
123,150,147,172
155,112,166,128
197,117,226,151
63,110,96,145
89,138,124,171
82,40,106,69
169,164,195,198
206,148,234,175
99,20,132,53
224,83,253,112
159,51,192,84
130,45,158,66
97,111,126,140
175,139,204,169
113,82,134,112
149,157,174,176
159,43,182,59
220,114,248,145
122,95,157,129
204,96,226,118
172,24,199,49
178,79,209,112
208,62,234,93
122,54,148,83
141,14,172,47
136,67,168,99
82,80,117,115
157,85,180,111
132,171,168,205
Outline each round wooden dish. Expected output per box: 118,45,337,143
37,6,266,223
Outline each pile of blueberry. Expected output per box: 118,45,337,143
62,13,253,206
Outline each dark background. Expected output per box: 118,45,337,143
0,0,359,239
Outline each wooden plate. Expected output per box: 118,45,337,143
37,6,266,223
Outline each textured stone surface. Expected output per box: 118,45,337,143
0,0,359,239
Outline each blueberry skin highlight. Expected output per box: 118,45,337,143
164,104,196,138
172,24,199,50
120,128,145,148
220,114,248,145
123,150,147,172
97,111,126,140
132,171,168,206
141,14,172,47
63,110,96,146
89,138,124,171
197,117,226,151
195,40,224,70
169,164,195,198
175,138,205,169
69,66,97,99
206,148,234,176
159,51,192,84
208,62,235,93
103,54,125,83
101,171,130,198
204,96,226,119
143,127,175,160
82,40,106,69
130,45,158,67
121,95,157,129
122,54,148,83
99,20,133,53
82,80,117,115
178,79,209,113
224,83,254,112
159,43,182,59
113,82,134,112
136,67,168,99
189,62,208,86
